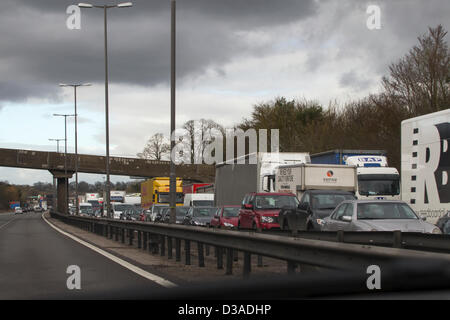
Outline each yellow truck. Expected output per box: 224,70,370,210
141,177,184,209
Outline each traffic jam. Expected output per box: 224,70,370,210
131,110,449,235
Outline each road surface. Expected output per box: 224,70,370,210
0,211,169,299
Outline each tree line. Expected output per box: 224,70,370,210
138,25,449,171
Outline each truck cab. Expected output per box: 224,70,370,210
346,156,400,200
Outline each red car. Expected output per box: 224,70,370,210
210,205,240,228
238,192,299,230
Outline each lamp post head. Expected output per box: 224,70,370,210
78,3,93,8
117,2,133,8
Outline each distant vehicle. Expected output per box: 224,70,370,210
238,192,299,230
79,203,93,216
148,204,169,222
183,193,214,207
110,190,126,203
162,206,190,224
183,207,218,227
215,152,311,207
124,194,141,205
122,207,143,221
155,207,171,222
310,150,401,200
183,183,213,194
321,200,441,234
111,203,136,220
210,205,240,228
14,207,23,214
33,206,43,212
279,190,357,231
141,177,184,209
401,109,450,223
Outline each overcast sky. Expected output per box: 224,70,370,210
0,0,448,185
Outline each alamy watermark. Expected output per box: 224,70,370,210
366,5,382,30
366,265,381,290
168,123,279,165
66,265,81,290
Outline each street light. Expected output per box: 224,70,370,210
48,138,65,153
78,2,133,219
169,0,176,224
59,83,91,215
53,113,76,214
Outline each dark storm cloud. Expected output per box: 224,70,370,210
0,0,319,103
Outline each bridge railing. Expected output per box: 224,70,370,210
49,211,450,278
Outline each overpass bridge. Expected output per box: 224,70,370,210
0,148,215,212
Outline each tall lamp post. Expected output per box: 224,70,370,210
59,83,91,215
78,2,133,218
53,114,75,213
169,0,177,224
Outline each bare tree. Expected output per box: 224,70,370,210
382,25,450,115
182,119,223,163
137,133,170,161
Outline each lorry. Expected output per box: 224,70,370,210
274,164,357,198
183,193,214,207
310,149,400,200
401,109,450,224
124,193,141,206
110,191,126,203
182,183,213,194
214,152,311,206
141,177,184,209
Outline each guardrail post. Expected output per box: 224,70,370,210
137,231,142,249
226,248,233,275
287,261,296,274
151,234,159,254
243,252,251,278
167,237,173,259
198,242,205,267
393,230,403,248
121,228,125,243
143,232,148,250
337,230,344,242
185,240,191,265
217,247,223,269
175,238,181,261
257,255,263,267
205,244,210,256
114,227,119,241
128,229,134,246
160,235,166,256
233,250,238,262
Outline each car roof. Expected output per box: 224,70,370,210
252,192,296,196
344,200,407,204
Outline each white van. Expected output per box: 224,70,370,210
183,193,214,207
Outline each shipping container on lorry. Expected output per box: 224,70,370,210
401,109,450,224
274,164,357,199
141,177,183,209
310,149,400,200
182,183,213,194
214,152,310,207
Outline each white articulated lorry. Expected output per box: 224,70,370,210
214,152,311,206
401,109,450,224
310,150,401,200
274,164,357,198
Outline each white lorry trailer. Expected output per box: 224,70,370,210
401,109,450,223
214,152,311,206
274,164,357,198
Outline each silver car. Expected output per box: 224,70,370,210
322,200,441,234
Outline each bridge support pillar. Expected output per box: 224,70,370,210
49,170,74,214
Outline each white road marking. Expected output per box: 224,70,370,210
0,216,17,230
42,212,177,288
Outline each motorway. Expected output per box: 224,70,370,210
0,211,170,299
